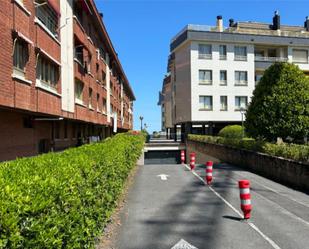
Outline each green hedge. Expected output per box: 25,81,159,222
218,125,244,139
0,133,144,248
188,134,309,163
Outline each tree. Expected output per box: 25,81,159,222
245,62,309,141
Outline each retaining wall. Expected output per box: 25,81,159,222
187,140,309,193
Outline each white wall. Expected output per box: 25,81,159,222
288,46,309,71
60,0,75,113
190,41,255,122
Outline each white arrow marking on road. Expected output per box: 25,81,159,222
171,239,198,249
157,174,169,181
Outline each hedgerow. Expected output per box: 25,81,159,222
188,134,309,163
0,133,144,248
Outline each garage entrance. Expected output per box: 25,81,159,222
144,150,181,165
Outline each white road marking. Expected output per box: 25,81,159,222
234,171,309,209
171,239,198,249
157,174,169,181
184,164,282,249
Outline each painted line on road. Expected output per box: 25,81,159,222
224,171,309,228
183,164,282,249
232,171,309,209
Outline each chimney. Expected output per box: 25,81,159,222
272,10,280,30
216,15,223,32
229,19,235,27
304,16,309,31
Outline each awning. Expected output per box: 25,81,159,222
36,47,61,66
13,30,34,46
48,0,60,17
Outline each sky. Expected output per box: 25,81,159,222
94,0,309,132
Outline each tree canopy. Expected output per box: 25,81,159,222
245,62,309,141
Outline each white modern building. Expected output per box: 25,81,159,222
160,12,309,140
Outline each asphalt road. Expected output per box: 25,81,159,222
112,161,309,249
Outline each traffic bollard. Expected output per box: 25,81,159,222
205,161,213,185
181,150,185,164
238,180,252,219
189,152,196,170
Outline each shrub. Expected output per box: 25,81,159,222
245,62,309,141
188,134,308,163
0,133,144,248
218,125,244,139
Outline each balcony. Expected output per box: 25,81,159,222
234,55,247,61
198,54,212,60
255,56,288,62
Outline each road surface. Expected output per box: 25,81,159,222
109,160,309,249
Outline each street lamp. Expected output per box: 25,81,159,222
139,116,143,131
240,107,246,138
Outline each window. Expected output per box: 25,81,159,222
74,43,84,65
75,79,84,103
96,93,100,111
292,49,308,63
220,96,228,111
110,104,113,114
102,71,106,86
219,45,227,60
73,1,83,24
36,56,59,89
88,88,93,108
235,71,248,85
87,53,92,73
102,98,107,113
199,96,213,110
198,44,212,59
255,74,263,85
235,46,247,61
220,70,227,85
13,39,28,76
199,70,212,84
35,0,58,36
235,96,248,110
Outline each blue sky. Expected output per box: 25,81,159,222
94,0,308,132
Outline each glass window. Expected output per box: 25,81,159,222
292,49,308,63
235,71,248,85
220,96,228,111
88,88,93,108
75,79,84,102
35,0,58,36
220,70,227,85
199,70,212,84
198,44,212,59
235,96,248,110
199,96,213,110
219,45,227,60
96,93,100,111
13,39,28,76
36,56,59,89
235,46,247,61
102,98,107,113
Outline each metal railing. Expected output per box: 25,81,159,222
255,56,288,62
198,54,212,60
234,55,248,61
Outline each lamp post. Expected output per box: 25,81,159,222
139,116,143,131
240,108,245,138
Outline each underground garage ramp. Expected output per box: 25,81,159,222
144,150,181,165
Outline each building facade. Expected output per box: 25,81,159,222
160,12,309,140
0,0,135,161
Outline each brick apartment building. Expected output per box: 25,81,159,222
0,0,135,161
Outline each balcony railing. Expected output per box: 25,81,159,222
255,56,288,62
235,80,248,86
219,55,227,60
234,55,247,61
198,54,212,60
199,80,213,85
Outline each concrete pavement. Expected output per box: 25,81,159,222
109,162,309,249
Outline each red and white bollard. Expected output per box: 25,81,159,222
205,161,213,185
238,180,252,219
189,152,196,170
181,150,185,164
